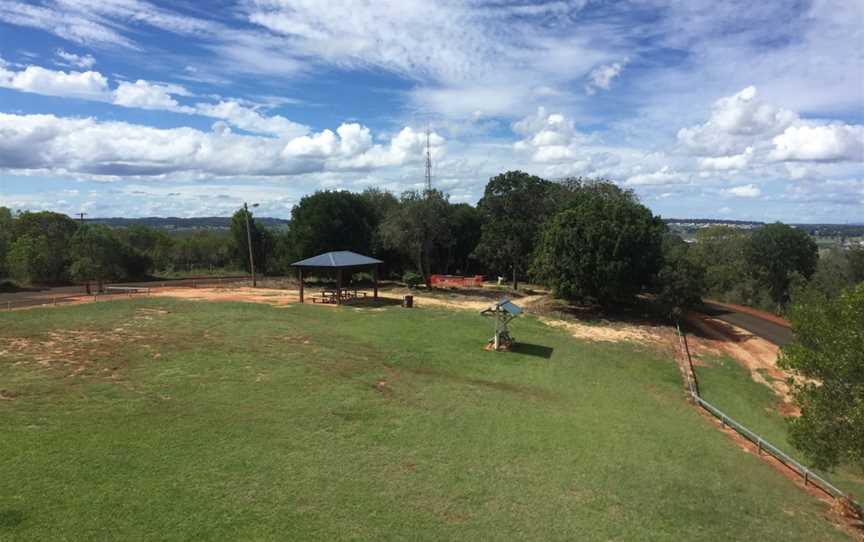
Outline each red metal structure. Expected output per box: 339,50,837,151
430,274,484,287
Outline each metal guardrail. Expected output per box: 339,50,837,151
675,324,860,508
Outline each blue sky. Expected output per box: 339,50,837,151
0,0,861,221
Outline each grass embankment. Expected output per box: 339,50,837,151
0,299,852,541
697,354,864,498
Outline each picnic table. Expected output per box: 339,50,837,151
311,288,369,304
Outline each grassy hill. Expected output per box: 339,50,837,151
0,299,852,540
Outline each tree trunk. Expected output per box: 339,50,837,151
512,265,519,291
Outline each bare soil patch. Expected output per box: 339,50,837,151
149,286,300,306
0,305,172,379
686,311,798,412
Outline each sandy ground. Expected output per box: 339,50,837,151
149,286,301,306
685,311,798,412
140,286,671,346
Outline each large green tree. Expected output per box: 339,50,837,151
379,190,452,288
744,223,817,309
779,283,864,471
69,224,127,285
0,207,13,277
848,247,864,284
531,181,665,306
118,225,175,272
655,234,706,320
474,171,557,290
287,191,377,261
687,225,750,300
9,211,78,283
359,188,403,276
446,203,482,275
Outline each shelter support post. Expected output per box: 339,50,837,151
373,265,378,300
298,268,304,303
336,269,343,305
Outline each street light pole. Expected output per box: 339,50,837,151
243,202,259,287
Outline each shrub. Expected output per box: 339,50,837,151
402,271,423,289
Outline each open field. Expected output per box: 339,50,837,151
696,353,864,499
0,298,855,540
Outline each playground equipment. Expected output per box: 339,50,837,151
480,299,523,351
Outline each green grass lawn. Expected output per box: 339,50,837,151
696,353,864,500
0,299,853,541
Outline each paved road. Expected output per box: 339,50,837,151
700,301,794,346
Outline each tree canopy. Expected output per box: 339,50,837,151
779,283,864,471
287,191,377,261
531,181,665,306
744,223,818,309
379,189,452,288
474,170,557,289
654,234,706,320
8,211,78,283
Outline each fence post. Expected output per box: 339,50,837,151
757,438,762,455
6,301,10,311
803,469,809,486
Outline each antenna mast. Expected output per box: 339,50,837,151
424,127,433,192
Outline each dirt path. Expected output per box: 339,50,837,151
685,311,797,412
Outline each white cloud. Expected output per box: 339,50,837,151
113,80,194,112
677,86,797,156
0,1,137,48
194,100,308,138
0,64,110,100
624,166,688,186
0,112,444,178
513,108,589,163
585,60,627,95
770,124,864,162
700,147,754,171
726,184,762,198
55,48,96,69
0,60,308,138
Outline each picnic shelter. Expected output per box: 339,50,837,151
291,251,383,304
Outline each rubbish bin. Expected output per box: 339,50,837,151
402,295,414,308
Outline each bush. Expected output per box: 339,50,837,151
402,271,423,289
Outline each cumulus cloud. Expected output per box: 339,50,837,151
677,86,797,156
55,48,96,69
770,124,864,162
700,147,754,171
585,60,627,95
726,184,762,198
513,108,589,163
0,112,444,178
0,60,309,138
113,80,194,112
195,100,308,138
0,63,110,100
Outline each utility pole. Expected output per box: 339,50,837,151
77,212,87,224
424,127,433,193
243,202,259,287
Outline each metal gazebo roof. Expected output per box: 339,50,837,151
291,251,383,268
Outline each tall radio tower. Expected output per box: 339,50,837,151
424,127,433,192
